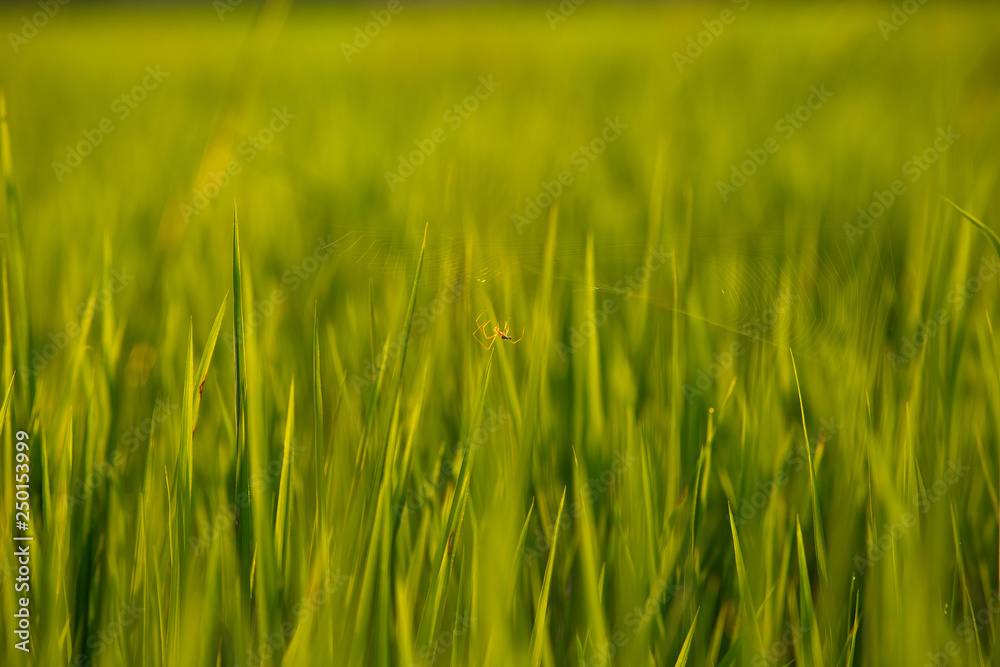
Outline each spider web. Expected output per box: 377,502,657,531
320,221,883,369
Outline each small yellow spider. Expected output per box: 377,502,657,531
473,310,524,350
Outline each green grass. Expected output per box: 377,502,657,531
1,2,1000,666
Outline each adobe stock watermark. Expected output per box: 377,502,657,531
923,583,1000,667
917,643,960,667
351,277,466,393
8,0,69,54
545,0,587,30
887,253,997,371
180,107,295,223
522,450,639,561
683,289,797,403
223,235,335,351
68,398,180,509
853,460,969,576
409,612,475,666
341,0,409,63
52,66,169,181
956,586,1000,648
213,0,244,20
751,621,807,667
238,569,351,667
512,117,628,233
844,127,959,243
734,417,841,528
556,245,671,362
18,268,134,379
190,439,308,555
673,0,750,72
878,0,929,40
67,600,143,667
581,576,686,667
394,409,510,518
717,85,832,201
385,76,500,192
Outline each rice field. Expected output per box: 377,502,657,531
1,1,1000,666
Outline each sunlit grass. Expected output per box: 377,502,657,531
1,2,1000,666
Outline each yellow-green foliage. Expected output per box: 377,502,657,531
1,2,1000,666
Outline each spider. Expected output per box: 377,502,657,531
474,310,524,350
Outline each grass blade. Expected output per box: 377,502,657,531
790,349,829,585
728,504,763,654
940,196,1000,256
530,486,567,667
194,292,228,425
275,378,295,569
673,608,700,667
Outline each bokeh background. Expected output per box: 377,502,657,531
1,1,1000,665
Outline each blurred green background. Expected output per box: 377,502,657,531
1,1,1000,665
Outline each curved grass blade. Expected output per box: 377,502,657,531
673,608,700,667
796,517,825,667
508,499,535,615
728,504,763,654
572,451,609,659
313,303,329,568
0,92,33,409
415,351,492,650
193,292,229,429
275,379,295,570
232,207,254,648
0,373,14,433
182,322,195,518
940,196,1000,257
790,350,829,585
530,486,567,667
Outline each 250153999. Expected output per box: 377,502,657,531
13,429,32,653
